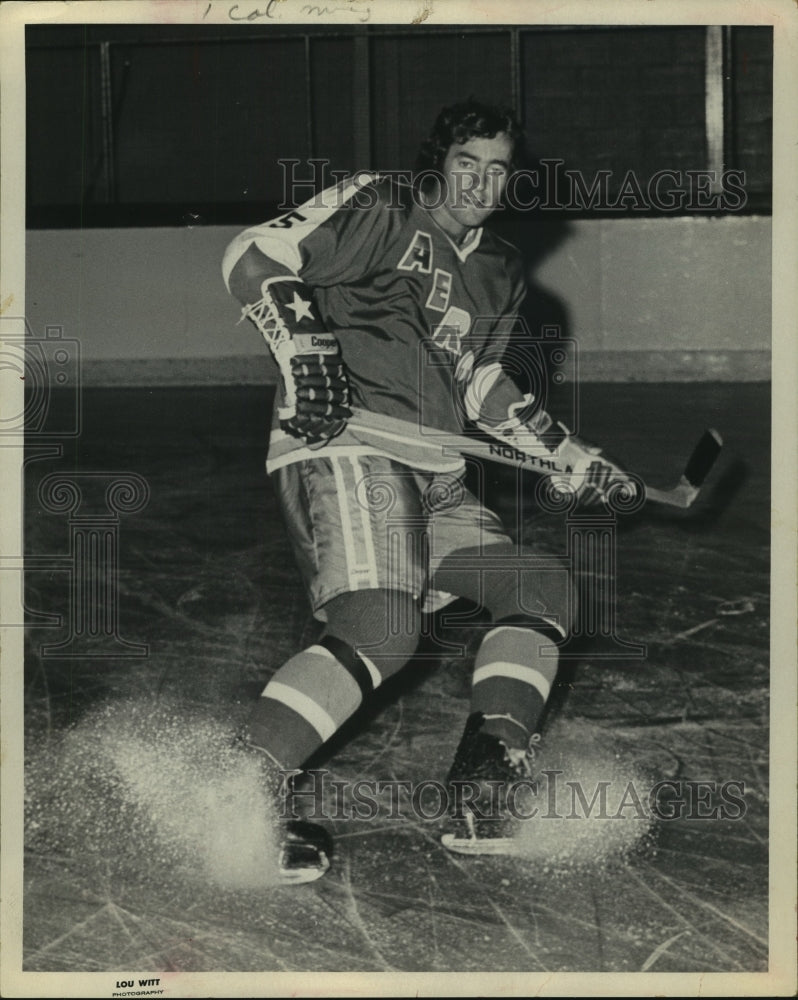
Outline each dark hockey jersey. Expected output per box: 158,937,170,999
222,174,529,472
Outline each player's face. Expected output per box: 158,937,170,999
434,132,514,241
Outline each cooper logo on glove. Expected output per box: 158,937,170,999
239,278,353,447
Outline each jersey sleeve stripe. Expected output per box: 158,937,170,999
221,174,377,289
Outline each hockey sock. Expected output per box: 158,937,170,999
433,543,574,750
470,617,562,749
248,589,420,769
247,636,376,768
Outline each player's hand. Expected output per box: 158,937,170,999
553,435,638,507
280,343,352,446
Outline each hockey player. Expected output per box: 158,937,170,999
222,99,633,881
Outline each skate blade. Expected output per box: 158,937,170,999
278,850,330,884
441,832,518,856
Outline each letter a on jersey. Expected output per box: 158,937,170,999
398,231,433,274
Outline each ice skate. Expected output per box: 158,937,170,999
441,712,541,856
277,818,332,884
233,736,332,883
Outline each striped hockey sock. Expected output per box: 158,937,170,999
247,635,382,769
470,620,561,749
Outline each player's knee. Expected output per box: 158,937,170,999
322,588,421,680
483,565,576,639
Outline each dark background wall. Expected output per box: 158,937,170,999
26,24,772,225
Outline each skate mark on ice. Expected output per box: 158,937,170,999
322,873,508,929
334,859,399,972
528,891,666,954
436,838,548,968
640,930,689,971
23,903,118,966
625,868,749,969
358,700,406,772
665,618,719,643
422,855,443,970
333,824,418,841
104,907,205,972
589,882,606,972
639,863,768,949
653,844,762,871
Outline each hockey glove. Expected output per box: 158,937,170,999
240,278,352,446
552,432,636,506
470,382,636,506
275,333,351,445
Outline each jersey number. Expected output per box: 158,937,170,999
269,211,307,229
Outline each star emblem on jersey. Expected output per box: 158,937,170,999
286,291,315,323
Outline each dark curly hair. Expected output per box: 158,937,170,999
416,98,525,173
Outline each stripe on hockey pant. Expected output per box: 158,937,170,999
351,457,380,588
331,456,379,591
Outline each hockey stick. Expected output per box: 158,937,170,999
348,408,722,509
644,429,723,508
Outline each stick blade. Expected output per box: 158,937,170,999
682,429,723,488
